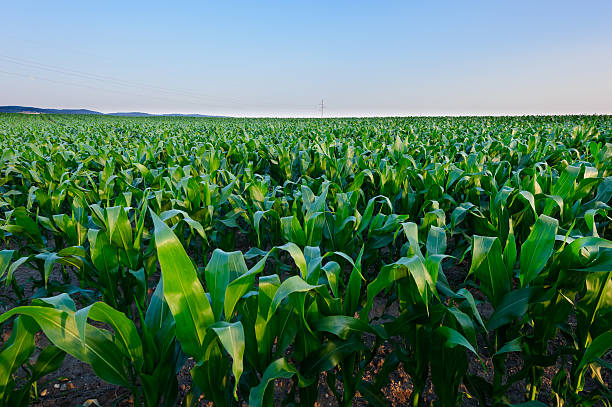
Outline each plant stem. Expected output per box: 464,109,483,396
529,367,538,400
411,389,421,407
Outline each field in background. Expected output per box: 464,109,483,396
0,114,610,406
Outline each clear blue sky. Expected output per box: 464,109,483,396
1,1,611,117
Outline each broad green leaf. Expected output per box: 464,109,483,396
224,255,269,318
577,330,612,371
426,225,447,256
343,246,365,316
276,242,308,278
519,215,558,287
469,236,510,306
494,337,522,356
400,222,424,260
0,250,14,280
248,358,312,407
210,321,245,399
0,316,37,400
151,210,214,358
268,276,321,319
75,302,144,370
313,315,386,339
0,306,130,386
303,338,366,377
205,249,248,320
487,288,532,330
322,261,341,298
362,255,434,317
455,288,486,332
30,345,66,380
436,326,479,358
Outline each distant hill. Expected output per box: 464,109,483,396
0,106,102,115
0,106,220,117
164,113,219,117
106,112,155,117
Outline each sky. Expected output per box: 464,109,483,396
1,1,611,117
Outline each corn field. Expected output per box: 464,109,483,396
0,113,610,406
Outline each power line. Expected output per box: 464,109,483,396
2,37,329,116
0,54,246,105
319,99,325,118
0,68,314,114
0,54,316,111
0,69,209,108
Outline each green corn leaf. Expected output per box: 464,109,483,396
281,215,306,246
575,248,612,273
253,209,280,246
144,279,176,349
487,288,533,330
503,230,517,275
303,338,367,377
342,246,365,316
159,208,206,240
36,293,76,312
0,305,131,387
224,243,306,319
322,261,341,298
30,345,66,381
577,330,612,371
313,315,386,339
224,255,269,319
268,275,321,319
447,307,477,348
469,235,510,306
0,250,14,280
75,302,144,370
494,337,522,356
426,225,447,256
0,316,37,400
276,242,308,278
151,210,214,358
362,255,434,318
436,326,479,357
436,326,485,370
400,222,424,260
519,215,558,287
205,249,248,320
455,288,487,332
210,321,245,399
106,206,134,253
518,190,536,217
255,274,281,362
248,358,313,407
5,256,31,285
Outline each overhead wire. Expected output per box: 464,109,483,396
0,54,317,111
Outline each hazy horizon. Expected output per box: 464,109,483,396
2,1,611,117
3,106,612,119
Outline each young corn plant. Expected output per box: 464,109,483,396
464,214,612,405
360,223,482,407
0,284,183,407
0,316,66,406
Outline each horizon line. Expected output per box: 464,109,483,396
1,105,611,119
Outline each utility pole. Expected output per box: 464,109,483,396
319,99,325,118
